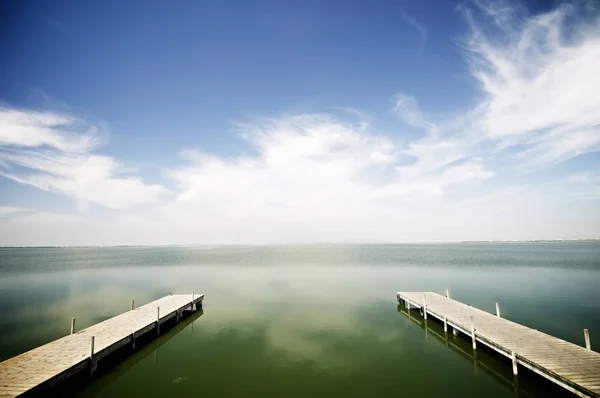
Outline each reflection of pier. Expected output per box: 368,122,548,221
0,293,204,397
398,305,531,397
397,292,599,398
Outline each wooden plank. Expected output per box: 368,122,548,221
0,293,204,397
398,292,600,398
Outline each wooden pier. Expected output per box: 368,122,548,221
397,292,600,398
0,293,204,397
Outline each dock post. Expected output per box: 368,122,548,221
131,298,135,310
584,329,591,350
89,336,96,376
470,316,476,350
132,332,136,350
495,302,501,317
453,327,457,336
444,316,448,333
70,317,76,334
511,351,518,375
422,294,427,320
192,291,195,311
157,307,160,335
446,288,450,299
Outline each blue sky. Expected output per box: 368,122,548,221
0,0,599,245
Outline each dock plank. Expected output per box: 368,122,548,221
0,294,203,397
398,292,600,398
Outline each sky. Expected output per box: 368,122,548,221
1,0,599,246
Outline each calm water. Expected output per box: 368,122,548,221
0,243,599,397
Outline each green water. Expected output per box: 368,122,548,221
0,243,599,397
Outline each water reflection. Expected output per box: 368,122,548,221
0,244,599,397
397,305,571,397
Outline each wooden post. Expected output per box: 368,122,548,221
89,336,96,375
157,307,160,335
511,351,518,375
443,316,448,333
191,291,195,311
470,316,476,350
446,288,450,299
453,327,457,336
495,302,501,317
422,294,427,320
70,317,76,335
131,298,135,311
584,329,591,350
132,332,136,350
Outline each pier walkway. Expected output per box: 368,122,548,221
0,293,204,397
397,292,600,398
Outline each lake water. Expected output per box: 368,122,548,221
0,243,599,397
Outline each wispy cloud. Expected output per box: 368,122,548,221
0,206,32,217
0,108,168,210
462,1,600,166
401,11,428,47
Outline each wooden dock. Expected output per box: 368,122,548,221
397,292,600,398
0,293,204,397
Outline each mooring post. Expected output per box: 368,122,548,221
495,302,501,317
446,288,450,299
443,316,448,333
192,291,195,311
89,336,96,376
511,351,518,375
422,294,428,320
453,327,457,336
157,306,160,335
131,298,135,311
470,316,476,350
584,329,591,350
70,317,76,335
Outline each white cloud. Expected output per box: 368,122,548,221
562,171,600,199
462,2,600,165
0,108,168,210
0,206,32,217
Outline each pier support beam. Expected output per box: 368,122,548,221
443,316,448,333
511,351,518,375
496,302,501,317
422,294,427,320
157,307,160,335
89,336,96,376
70,317,76,335
470,316,477,350
584,329,591,350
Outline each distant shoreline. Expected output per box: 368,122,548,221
0,239,599,249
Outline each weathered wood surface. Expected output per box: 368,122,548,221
397,292,600,398
0,294,203,398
